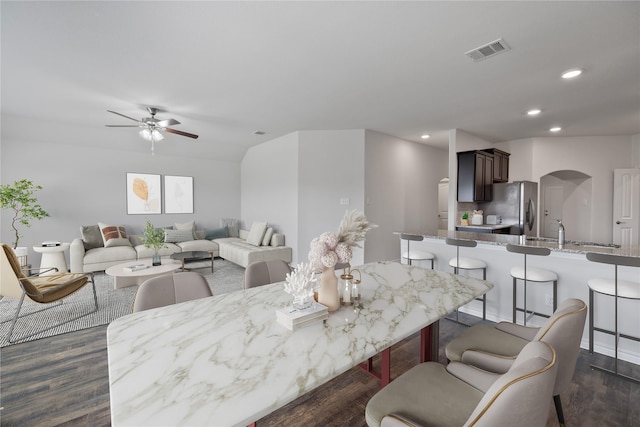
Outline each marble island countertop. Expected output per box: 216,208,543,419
397,230,640,258
456,223,513,230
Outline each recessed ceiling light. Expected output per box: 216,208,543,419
527,109,541,116
421,134,430,139
549,127,562,132
562,69,582,79
253,130,266,135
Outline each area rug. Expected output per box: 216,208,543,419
0,258,245,347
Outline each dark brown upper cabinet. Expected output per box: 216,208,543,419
457,150,494,202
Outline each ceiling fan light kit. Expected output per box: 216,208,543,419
106,107,198,155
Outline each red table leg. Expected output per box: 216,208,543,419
420,320,440,363
358,348,391,387
380,347,391,387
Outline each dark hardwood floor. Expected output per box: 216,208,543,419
1,312,638,426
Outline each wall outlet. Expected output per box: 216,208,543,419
340,197,350,205
544,294,554,306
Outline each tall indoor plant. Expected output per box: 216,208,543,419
141,219,167,266
0,179,50,249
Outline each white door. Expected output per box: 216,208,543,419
542,186,563,238
613,169,640,245
438,180,449,230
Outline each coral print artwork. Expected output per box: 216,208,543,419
126,173,161,214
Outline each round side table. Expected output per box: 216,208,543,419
32,243,71,276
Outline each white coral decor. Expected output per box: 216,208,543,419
308,210,377,272
284,262,317,308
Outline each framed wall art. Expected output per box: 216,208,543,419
126,173,161,214
164,175,194,214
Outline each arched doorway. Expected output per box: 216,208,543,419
540,170,592,241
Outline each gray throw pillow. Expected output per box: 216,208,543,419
205,226,229,240
175,220,196,239
164,228,194,243
220,218,239,238
81,224,104,250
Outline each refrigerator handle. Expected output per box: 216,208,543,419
527,198,536,231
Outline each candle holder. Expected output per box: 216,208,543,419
340,267,361,305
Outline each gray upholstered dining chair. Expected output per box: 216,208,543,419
365,341,557,427
445,298,587,426
132,272,212,312
243,259,292,289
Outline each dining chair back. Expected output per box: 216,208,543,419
132,271,212,312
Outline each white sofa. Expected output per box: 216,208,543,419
70,227,291,273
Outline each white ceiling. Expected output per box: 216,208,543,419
2,1,639,161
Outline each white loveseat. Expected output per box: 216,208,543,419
70,223,291,273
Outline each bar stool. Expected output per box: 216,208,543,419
445,237,487,322
506,244,558,326
400,234,434,269
586,252,640,383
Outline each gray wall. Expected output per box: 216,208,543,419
241,129,366,265
241,131,300,251
241,129,446,266
364,130,448,262
1,137,241,266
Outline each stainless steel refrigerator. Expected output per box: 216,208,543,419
478,181,538,236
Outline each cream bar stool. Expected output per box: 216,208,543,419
507,244,558,326
446,237,487,321
400,234,434,269
586,252,640,383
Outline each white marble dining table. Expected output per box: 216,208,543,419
107,261,493,427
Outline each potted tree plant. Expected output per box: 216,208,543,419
0,179,50,257
141,219,167,266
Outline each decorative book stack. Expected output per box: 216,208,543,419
125,264,148,272
276,302,329,331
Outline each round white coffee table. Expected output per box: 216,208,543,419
105,259,181,289
32,243,71,276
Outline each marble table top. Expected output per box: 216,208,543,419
107,261,493,427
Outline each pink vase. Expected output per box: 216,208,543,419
317,267,340,312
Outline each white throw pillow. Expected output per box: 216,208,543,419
246,222,268,246
262,227,274,246
98,222,131,248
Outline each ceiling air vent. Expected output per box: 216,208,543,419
465,38,510,62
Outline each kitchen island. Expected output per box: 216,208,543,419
396,230,640,364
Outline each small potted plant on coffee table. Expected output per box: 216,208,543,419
142,219,167,266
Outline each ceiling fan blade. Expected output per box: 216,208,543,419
107,110,141,123
156,118,180,127
105,125,141,127
165,128,199,139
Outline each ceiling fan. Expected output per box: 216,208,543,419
106,107,199,154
